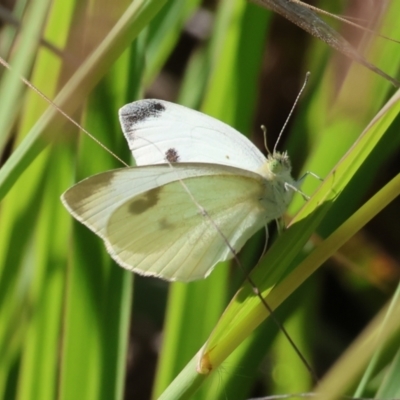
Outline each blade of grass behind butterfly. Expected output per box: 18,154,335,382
268,278,317,394
374,316,400,399
0,1,76,398
312,273,400,400
177,46,209,110
122,0,203,110
153,1,270,399
197,86,400,376
14,142,73,400
0,0,168,201
0,0,51,151
143,0,201,86
0,3,22,56
354,283,400,398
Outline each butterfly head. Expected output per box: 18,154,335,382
268,151,291,174
258,151,292,181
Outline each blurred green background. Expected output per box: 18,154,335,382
0,1,400,399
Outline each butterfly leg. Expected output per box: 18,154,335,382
255,226,270,269
274,217,286,235
284,182,310,201
297,170,323,184
285,170,324,201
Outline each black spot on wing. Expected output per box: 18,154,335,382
128,187,162,214
119,100,166,139
165,148,180,162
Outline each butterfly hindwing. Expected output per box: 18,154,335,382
62,164,268,281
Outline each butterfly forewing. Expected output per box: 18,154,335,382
119,99,267,172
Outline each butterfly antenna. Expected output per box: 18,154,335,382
273,71,310,154
0,56,129,168
261,125,272,156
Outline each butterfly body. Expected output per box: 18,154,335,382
62,100,300,281
257,152,297,220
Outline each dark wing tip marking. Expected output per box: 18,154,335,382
62,171,116,207
165,148,180,162
119,99,166,139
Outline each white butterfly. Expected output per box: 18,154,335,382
61,99,304,282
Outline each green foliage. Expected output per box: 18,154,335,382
0,1,400,400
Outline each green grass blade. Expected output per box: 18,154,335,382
315,279,400,399
0,2,76,398
355,281,400,397
0,0,52,150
